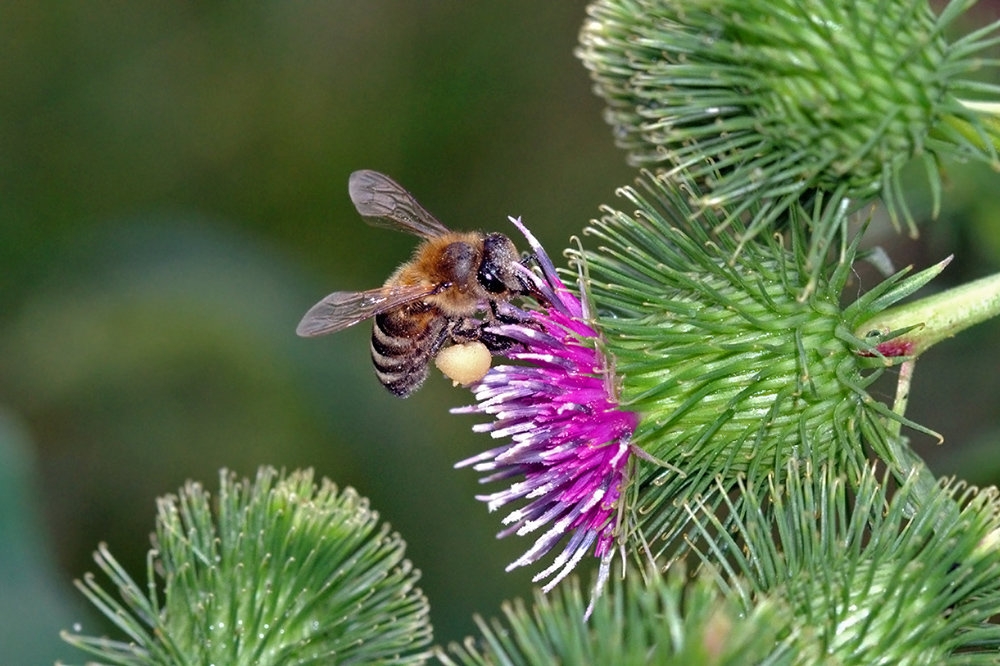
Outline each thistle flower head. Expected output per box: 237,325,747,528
689,461,1000,662
441,566,795,665
578,0,1000,244
454,217,638,603
62,467,432,665
572,172,948,562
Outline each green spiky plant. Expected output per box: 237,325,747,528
62,469,433,665
64,0,1000,664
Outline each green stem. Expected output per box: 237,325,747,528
856,269,1000,356
884,362,942,518
890,359,915,439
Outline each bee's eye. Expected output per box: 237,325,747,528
479,266,507,293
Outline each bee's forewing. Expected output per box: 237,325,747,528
348,169,451,239
296,284,436,337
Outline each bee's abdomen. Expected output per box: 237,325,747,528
371,308,447,397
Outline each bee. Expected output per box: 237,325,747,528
297,169,533,397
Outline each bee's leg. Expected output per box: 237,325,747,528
477,328,518,353
482,303,531,353
442,315,518,354
515,253,553,307
447,317,485,344
491,299,532,325
427,318,459,358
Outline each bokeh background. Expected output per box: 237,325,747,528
2,3,999,663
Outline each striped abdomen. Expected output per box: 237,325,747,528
370,304,448,397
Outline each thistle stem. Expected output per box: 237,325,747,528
856,269,1000,356
890,359,916,440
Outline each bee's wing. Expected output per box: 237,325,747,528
348,169,451,239
296,283,437,337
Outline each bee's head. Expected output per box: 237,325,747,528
478,233,524,295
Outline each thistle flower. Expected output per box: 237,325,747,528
454,217,639,604
577,0,1000,258
62,467,432,665
688,461,1000,662
572,172,949,562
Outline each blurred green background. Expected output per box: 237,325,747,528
1,3,999,663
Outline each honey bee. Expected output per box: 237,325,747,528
297,169,533,397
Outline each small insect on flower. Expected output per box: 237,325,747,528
297,170,537,397
454,217,640,612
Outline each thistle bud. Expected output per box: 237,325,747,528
62,468,432,665
572,172,945,555
689,462,1000,662
578,0,1000,238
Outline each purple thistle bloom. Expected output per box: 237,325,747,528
454,217,639,605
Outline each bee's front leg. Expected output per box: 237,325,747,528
491,299,532,325
480,301,541,353
447,317,484,344
443,314,517,355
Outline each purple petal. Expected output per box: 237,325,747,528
455,218,640,597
